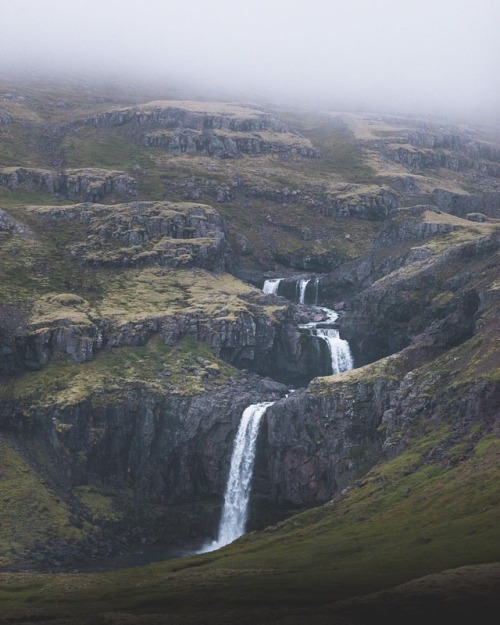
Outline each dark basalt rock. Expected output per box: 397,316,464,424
0,374,288,566
0,107,12,124
255,379,395,506
340,234,496,366
252,350,499,510
0,167,138,202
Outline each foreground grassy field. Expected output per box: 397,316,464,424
0,425,498,623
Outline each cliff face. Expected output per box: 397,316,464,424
84,101,320,160
1,374,287,505
256,316,499,510
341,231,497,366
0,351,287,564
143,128,319,159
259,375,397,506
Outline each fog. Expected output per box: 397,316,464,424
1,0,499,118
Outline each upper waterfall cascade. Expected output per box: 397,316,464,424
298,307,353,375
264,277,353,376
262,278,282,295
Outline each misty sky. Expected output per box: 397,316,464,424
1,0,499,116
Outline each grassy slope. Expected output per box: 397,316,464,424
0,426,497,621
0,441,85,569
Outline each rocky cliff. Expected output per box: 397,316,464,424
0,167,137,202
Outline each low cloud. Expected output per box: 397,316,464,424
1,0,499,118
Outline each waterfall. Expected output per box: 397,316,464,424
297,278,310,304
262,278,282,295
200,402,273,553
313,327,353,374
299,307,353,375
313,277,319,306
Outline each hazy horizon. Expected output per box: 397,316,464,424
1,0,499,119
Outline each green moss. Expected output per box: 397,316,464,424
310,353,402,394
73,486,122,523
431,290,454,307
0,441,83,564
0,204,97,308
2,334,237,408
60,126,153,170
28,292,93,328
96,267,276,325
276,112,376,182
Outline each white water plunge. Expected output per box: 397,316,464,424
199,401,274,553
297,278,310,304
295,277,319,305
262,278,282,295
299,307,353,375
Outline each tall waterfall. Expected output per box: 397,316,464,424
200,402,273,553
262,279,282,295
299,307,353,375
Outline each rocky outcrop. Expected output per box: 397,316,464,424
402,131,500,163
83,102,319,160
368,128,500,177
3,286,328,387
88,102,290,133
432,188,500,219
257,375,395,506
317,205,458,306
0,207,33,236
143,128,319,159
27,201,227,271
0,167,137,201
340,233,498,365
372,205,457,248
387,146,500,176
311,185,399,220
164,176,399,222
